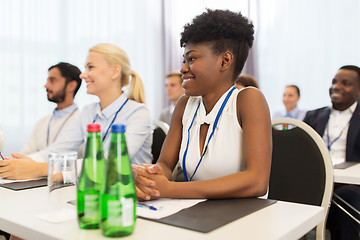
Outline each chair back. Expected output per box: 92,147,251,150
269,118,333,240
151,120,169,164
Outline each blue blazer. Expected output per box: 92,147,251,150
303,102,360,163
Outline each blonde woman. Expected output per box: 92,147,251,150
0,43,153,180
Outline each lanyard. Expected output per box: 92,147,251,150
93,98,129,142
47,107,78,146
182,86,236,181
326,120,350,151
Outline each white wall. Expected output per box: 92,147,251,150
1,0,359,154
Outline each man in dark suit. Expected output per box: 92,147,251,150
304,65,360,240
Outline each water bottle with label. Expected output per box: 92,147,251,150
101,124,137,237
77,123,106,229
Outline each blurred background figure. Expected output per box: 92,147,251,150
159,71,184,125
273,84,307,121
234,74,259,89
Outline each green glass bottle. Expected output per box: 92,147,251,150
101,124,137,237
77,123,106,229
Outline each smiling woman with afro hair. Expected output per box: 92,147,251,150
133,9,272,201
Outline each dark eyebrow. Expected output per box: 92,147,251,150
184,50,196,56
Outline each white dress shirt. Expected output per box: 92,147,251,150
322,101,357,165
29,94,153,165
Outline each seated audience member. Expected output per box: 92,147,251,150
133,9,272,200
0,43,153,180
273,85,307,120
21,62,81,155
235,74,259,89
159,71,185,125
304,65,360,240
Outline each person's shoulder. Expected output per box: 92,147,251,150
172,94,190,120
306,106,329,116
177,94,191,108
124,100,152,121
78,102,99,118
127,99,149,111
236,87,266,107
236,87,269,121
303,106,329,122
237,86,263,98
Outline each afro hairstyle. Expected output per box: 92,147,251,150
180,9,254,81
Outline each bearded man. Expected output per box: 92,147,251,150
21,62,82,154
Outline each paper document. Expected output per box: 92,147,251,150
137,198,206,219
0,177,43,184
332,158,345,166
0,177,39,184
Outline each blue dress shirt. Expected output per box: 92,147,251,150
52,104,78,120
272,106,307,121
29,94,153,165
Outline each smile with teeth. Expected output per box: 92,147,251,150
331,92,341,97
182,77,193,87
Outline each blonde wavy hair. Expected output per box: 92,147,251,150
89,43,146,104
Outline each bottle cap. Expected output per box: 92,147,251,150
87,123,101,132
112,124,126,133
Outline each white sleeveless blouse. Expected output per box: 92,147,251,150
179,86,244,181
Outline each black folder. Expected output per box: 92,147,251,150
0,178,47,190
140,198,276,233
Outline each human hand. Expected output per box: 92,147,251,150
0,153,47,180
132,164,170,201
132,164,159,200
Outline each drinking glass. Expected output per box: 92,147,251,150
48,151,78,211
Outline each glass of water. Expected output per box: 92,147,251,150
48,151,78,211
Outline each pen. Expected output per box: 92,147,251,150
0,152,4,160
138,202,157,211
